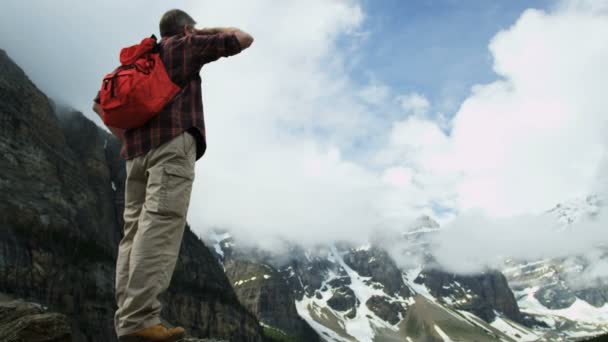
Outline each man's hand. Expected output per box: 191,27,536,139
93,102,125,142
233,29,254,50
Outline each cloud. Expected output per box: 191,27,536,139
430,208,608,275
381,3,608,219
358,80,390,105
396,92,430,117
411,1,608,274
2,0,608,279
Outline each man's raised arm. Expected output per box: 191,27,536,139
195,27,254,50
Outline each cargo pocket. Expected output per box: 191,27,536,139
146,164,194,218
158,165,194,218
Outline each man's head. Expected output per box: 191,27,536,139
159,9,196,38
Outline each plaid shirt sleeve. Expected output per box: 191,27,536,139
189,33,242,66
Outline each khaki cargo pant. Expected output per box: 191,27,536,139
114,132,196,337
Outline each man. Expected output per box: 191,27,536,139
93,9,253,342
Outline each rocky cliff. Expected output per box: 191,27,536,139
414,268,522,323
0,48,122,341
0,49,263,342
218,240,321,342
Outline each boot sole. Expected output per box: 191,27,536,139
118,332,185,342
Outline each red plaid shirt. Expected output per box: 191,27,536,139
96,32,241,160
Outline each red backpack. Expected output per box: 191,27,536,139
99,35,180,129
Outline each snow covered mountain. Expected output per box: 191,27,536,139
205,196,608,341
207,235,537,340
502,194,608,339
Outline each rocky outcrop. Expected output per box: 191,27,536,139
0,296,71,342
415,268,522,323
576,286,608,308
327,286,358,313
223,259,320,341
365,296,405,325
166,232,263,341
534,282,577,309
277,245,335,299
0,294,228,342
343,247,411,298
0,49,263,341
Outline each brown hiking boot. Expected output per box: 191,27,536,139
118,324,186,342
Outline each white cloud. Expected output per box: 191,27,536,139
358,81,390,105
396,92,430,116
431,210,608,275
381,4,608,219
396,2,608,275
185,0,396,244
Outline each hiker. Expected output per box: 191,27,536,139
92,9,253,342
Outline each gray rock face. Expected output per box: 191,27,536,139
223,258,320,341
0,49,262,342
277,245,335,299
415,268,522,323
576,286,608,308
0,298,71,342
0,48,122,341
327,287,358,312
365,295,405,325
326,276,351,288
163,227,263,342
343,247,411,298
533,282,577,310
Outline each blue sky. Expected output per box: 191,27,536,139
350,0,554,117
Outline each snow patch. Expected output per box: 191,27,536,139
518,287,608,325
457,310,494,334
434,325,454,341
490,316,538,342
403,266,435,301
330,245,397,341
295,297,351,342
233,276,259,287
208,231,231,258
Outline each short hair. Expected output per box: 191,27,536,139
159,9,196,38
